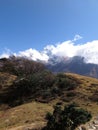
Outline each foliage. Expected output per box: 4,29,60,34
0,56,79,106
0,56,45,76
43,103,92,130
0,71,79,106
56,73,77,90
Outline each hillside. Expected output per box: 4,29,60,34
0,73,98,129
0,57,98,129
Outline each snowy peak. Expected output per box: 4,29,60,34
47,55,70,65
46,56,98,78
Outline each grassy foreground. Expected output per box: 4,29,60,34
0,72,98,129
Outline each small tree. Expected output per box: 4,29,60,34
43,103,92,130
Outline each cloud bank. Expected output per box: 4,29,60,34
1,35,98,64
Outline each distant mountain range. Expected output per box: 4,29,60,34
0,55,98,78
46,56,98,78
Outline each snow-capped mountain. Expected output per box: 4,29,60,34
46,56,98,78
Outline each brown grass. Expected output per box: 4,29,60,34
0,101,53,130
0,72,17,91
0,72,98,129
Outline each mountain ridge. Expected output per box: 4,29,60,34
46,56,98,78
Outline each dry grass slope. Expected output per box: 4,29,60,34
66,73,98,115
0,72,98,129
0,101,53,130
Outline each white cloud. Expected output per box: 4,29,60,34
18,48,49,62
43,36,98,64
46,41,76,57
73,34,82,41
75,40,98,64
1,35,98,64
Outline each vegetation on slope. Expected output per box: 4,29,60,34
0,56,98,110
0,56,98,129
0,56,79,107
43,103,92,130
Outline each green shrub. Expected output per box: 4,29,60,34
43,103,92,130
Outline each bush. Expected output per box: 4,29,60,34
43,103,92,130
56,73,77,91
1,56,45,76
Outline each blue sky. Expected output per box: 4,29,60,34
0,0,98,57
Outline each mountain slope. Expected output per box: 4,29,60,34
46,56,98,78
0,57,98,129
0,71,98,129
